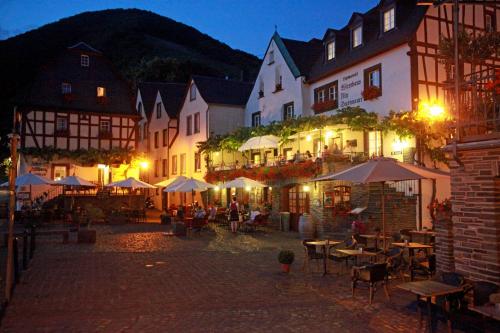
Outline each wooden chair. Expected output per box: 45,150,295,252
411,254,436,280
383,247,406,281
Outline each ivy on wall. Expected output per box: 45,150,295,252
19,147,138,166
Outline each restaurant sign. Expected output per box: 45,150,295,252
340,72,364,108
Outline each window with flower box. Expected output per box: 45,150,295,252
313,80,338,114
363,63,382,100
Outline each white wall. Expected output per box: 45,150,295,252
245,39,307,126
309,44,412,118
145,91,172,209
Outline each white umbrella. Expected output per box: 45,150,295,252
164,178,215,193
222,177,266,189
9,173,54,186
156,176,188,188
238,135,280,151
105,177,156,189
54,175,96,187
313,157,428,249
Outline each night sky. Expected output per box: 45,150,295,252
0,0,379,57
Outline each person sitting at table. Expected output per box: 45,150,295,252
194,206,206,219
305,150,313,160
207,205,217,222
293,150,302,163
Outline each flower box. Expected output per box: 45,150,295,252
312,100,338,114
361,86,382,101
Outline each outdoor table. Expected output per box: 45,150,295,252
305,240,341,275
409,230,436,244
335,249,378,266
398,280,465,333
359,234,391,251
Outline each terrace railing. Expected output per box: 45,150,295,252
445,66,500,142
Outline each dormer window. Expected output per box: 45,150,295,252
352,26,363,48
97,86,106,97
268,50,275,64
61,82,72,94
190,84,196,101
81,54,89,67
383,7,395,32
326,41,335,61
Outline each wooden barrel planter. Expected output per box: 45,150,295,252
298,213,315,240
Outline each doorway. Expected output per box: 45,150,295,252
283,184,310,231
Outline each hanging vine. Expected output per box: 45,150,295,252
19,147,138,166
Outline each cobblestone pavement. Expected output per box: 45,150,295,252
1,224,463,332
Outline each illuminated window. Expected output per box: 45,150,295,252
97,86,106,97
352,26,363,48
81,54,89,67
326,41,335,60
61,82,72,94
383,8,395,32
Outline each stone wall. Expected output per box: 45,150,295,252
447,142,500,284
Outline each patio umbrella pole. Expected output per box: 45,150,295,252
381,181,386,251
5,130,19,302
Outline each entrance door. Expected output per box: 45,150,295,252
287,185,310,231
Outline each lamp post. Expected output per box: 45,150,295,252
5,108,20,302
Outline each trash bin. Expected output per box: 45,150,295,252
280,212,290,232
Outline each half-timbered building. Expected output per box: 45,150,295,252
15,42,139,186
227,0,498,234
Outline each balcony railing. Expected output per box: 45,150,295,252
445,67,500,142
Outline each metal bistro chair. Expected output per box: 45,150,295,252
328,236,358,273
302,239,325,273
351,262,390,304
383,247,406,281
411,254,437,281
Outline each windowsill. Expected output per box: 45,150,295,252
268,61,275,65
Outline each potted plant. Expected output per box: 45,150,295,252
278,250,295,273
78,204,102,244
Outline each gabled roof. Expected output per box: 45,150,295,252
281,37,323,78
307,0,427,82
67,42,102,54
138,82,187,120
192,75,253,106
16,42,134,115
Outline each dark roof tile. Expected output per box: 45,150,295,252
192,75,253,106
